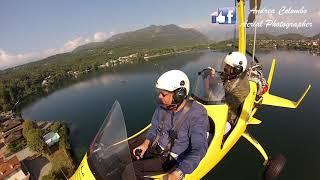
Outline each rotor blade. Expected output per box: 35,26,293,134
247,0,261,23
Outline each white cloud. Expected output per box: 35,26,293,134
94,32,107,42
0,31,115,70
0,49,41,69
94,31,115,42
63,37,87,52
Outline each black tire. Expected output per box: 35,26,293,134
263,154,286,180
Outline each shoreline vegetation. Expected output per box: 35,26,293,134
0,24,319,113
0,38,319,113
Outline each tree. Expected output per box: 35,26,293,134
42,170,64,180
7,138,27,153
50,122,62,133
22,120,35,137
51,150,74,177
58,123,70,150
26,129,47,154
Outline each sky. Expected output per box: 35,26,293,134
0,0,319,70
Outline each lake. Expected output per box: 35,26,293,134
21,50,320,179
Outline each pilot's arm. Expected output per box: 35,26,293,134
176,107,208,174
145,108,160,143
135,108,160,159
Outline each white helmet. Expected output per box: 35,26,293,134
224,52,247,72
156,70,190,103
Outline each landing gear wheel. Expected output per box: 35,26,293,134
263,154,286,180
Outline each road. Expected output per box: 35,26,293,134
6,147,35,161
23,156,51,180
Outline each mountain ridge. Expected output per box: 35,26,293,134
74,24,209,52
2,24,319,71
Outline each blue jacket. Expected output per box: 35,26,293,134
146,101,208,174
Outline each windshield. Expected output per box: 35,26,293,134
87,101,135,180
192,68,225,105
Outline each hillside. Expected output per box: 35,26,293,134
74,24,209,52
277,33,308,40
241,33,315,41
247,33,278,40
0,24,211,111
2,24,209,74
312,33,320,39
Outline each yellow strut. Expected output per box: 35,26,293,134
238,0,246,54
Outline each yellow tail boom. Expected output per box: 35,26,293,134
260,59,311,108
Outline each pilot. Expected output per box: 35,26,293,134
124,70,208,180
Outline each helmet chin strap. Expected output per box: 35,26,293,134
225,73,238,80
166,104,179,111
223,69,241,81
160,100,183,111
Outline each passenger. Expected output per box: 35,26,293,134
124,70,208,180
222,52,250,125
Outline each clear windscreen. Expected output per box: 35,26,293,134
87,101,135,180
192,68,225,105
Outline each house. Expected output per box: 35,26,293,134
0,156,29,180
0,112,15,123
3,130,23,145
37,121,52,131
43,132,60,147
0,119,23,146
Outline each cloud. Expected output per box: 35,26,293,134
94,32,107,42
94,31,115,42
0,31,115,70
0,49,41,69
63,37,87,52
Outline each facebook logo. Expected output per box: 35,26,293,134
211,7,236,24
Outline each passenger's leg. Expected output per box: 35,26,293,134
227,109,238,126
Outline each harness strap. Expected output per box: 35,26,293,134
151,109,168,148
163,100,193,157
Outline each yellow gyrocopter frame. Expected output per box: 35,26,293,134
70,0,311,179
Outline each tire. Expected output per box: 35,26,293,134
263,154,286,180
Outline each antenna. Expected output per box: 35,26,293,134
252,0,258,65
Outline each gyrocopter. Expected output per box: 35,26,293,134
70,0,311,179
